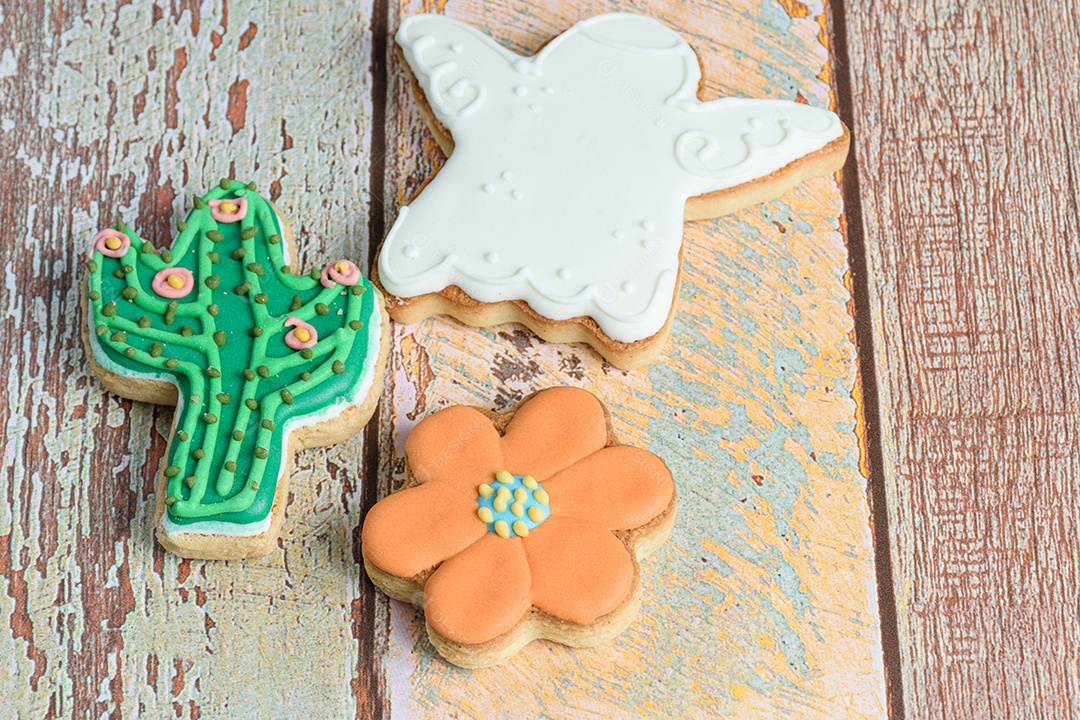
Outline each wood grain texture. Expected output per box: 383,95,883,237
373,0,885,717
844,2,1080,718
0,1,385,717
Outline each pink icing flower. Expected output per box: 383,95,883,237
284,316,318,350
152,267,194,299
320,259,360,289
208,197,248,223
91,229,131,258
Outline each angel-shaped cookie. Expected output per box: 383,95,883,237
375,13,849,369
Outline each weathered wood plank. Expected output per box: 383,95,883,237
844,1,1080,717
0,1,384,717
373,1,885,716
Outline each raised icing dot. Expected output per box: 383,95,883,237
511,189,524,200
512,521,529,537
482,183,495,193
514,488,528,502
494,520,511,539
511,501,524,517
622,281,638,294
514,85,527,96
450,43,464,52
748,116,763,129
558,267,572,281
528,506,545,523
613,229,626,240
501,171,514,181
496,470,514,484
478,483,494,498
533,488,549,505
542,86,554,93
514,59,531,74
485,251,500,264
403,245,420,259
642,238,657,250
522,476,537,489
477,507,494,523
493,495,508,513
641,220,655,231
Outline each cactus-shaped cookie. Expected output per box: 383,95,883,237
84,179,387,559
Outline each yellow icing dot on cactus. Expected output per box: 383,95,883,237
496,469,514,484
335,260,350,273
514,488,528,502
512,521,529,537
166,274,185,289
478,483,494,498
522,475,537,489
477,507,494,523
528,506,545,523
220,200,239,214
511,501,524,517
294,327,311,343
493,495,508,513
105,236,123,250
533,488,549,505
494,520,511,539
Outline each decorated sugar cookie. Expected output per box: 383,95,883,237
374,12,850,369
361,387,677,668
83,179,389,559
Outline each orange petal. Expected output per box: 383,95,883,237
545,446,674,530
406,405,504,495
523,515,634,625
500,387,608,481
424,534,532,645
362,482,486,579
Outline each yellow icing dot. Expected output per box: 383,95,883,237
105,236,123,250
533,488,549,505
511,502,524,517
496,486,511,500
335,260,350,273
477,507,494,523
493,496,508,513
496,470,514,484
512,521,529,537
522,475,537,489
166,274,185,289
478,483,494,498
294,327,311,343
494,520,511,539
220,201,239,214
528,506,545,523
514,488,528,502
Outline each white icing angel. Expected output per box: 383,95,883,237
378,13,846,348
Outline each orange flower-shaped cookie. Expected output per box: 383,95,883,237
361,386,677,668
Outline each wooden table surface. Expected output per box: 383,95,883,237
0,0,1071,718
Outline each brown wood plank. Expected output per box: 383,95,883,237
843,2,1080,717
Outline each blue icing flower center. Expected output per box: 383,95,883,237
476,470,550,538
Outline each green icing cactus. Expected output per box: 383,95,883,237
85,179,382,530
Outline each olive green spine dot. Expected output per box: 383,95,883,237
164,302,178,325
206,367,221,379
165,358,179,369
315,303,329,315
190,394,201,404
180,325,193,337
290,295,302,311
102,301,116,317
349,320,362,330
217,393,232,405
253,447,269,460
208,304,219,317
177,221,188,232
245,398,259,411
206,275,220,289
150,342,163,357
300,371,311,381
213,330,227,346
351,284,365,296
124,347,137,357
207,230,223,243
249,481,260,491
243,368,256,381
332,360,345,374
208,251,220,263
141,241,155,253
220,177,232,191
249,326,263,338
268,234,281,245
160,250,174,263
224,461,237,472
254,293,268,304
88,290,101,301
193,196,206,209
281,265,291,274
231,247,246,260
247,262,265,276
86,259,98,273
164,466,181,478
281,388,294,404
240,226,257,240
257,365,270,378
232,430,245,442
110,331,127,343
165,496,178,506
192,449,206,460
116,219,128,232
246,181,257,191
112,268,127,279
234,281,252,295
184,476,198,489
261,419,276,431
309,267,321,280
138,315,151,328
202,412,218,424
96,324,108,337
300,348,313,360
177,430,189,441
121,287,138,300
